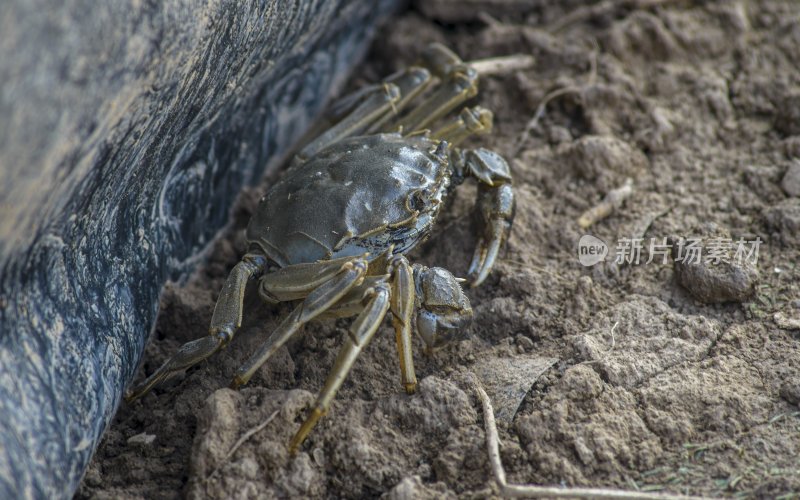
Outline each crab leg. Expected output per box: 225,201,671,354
431,106,493,148
125,253,268,401
231,256,369,388
303,66,432,147
299,83,401,160
419,42,467,79
364,67,433,133
302,42,479,154
316,276,390,319
322,43,467,138
388,255,417,394
384,44,479,135
315,254,417,393
289,282,391,453
328,66,432,123
258,254,371,303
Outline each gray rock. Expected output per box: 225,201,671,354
780,380,800,406
0,0,398,497
782,160,800,197
775,92,800,137
472,356,557,423
385,475,455,500
671,223,759,303
765,198,800,246
783,136,800,159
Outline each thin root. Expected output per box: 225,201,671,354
205,409,280,481
516,38,598,153
470,374,708,499
579,321,619,366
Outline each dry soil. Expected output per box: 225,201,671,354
78,1,800,498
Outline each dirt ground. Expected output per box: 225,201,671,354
77,1,800,498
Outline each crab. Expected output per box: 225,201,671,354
126,43,515,452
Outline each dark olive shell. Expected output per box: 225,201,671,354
247,133,450,266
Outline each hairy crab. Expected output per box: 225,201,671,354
126,43,515,452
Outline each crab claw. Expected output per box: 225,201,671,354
413,265,474,352
469,183,515,287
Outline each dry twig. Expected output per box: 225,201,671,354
515,38,598,153
578,178,635,229
774,312,800,330
470,54,536,77
470,375,709,499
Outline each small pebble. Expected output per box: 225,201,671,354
672,223,759,304
547,125,572,144
781,160,800,197
127,432,156,445
515,334,535,351
783,136,800,158
774,312,800,330
775,93,800,137
312,447,325,467
385,475,450,500
765,198,800,246
780,381,800,406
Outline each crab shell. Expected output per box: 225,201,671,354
246,133,452,267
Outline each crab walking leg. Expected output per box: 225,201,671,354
388,255,417,394
387,66,478,135
328,42,464,137
328,66,432,124
298,83,401,161
258,254,371,303
289,283,391,453
365,67,433,134
431,106,493,148
231,257,368,388
307,66,433,155
314,276,390,320
419,42,464,79
384,44,479,135
125,253,268,401
325,85,385,123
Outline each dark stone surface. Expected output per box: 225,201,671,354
0,0,398,497
671,223,759,304
765,197,800,246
